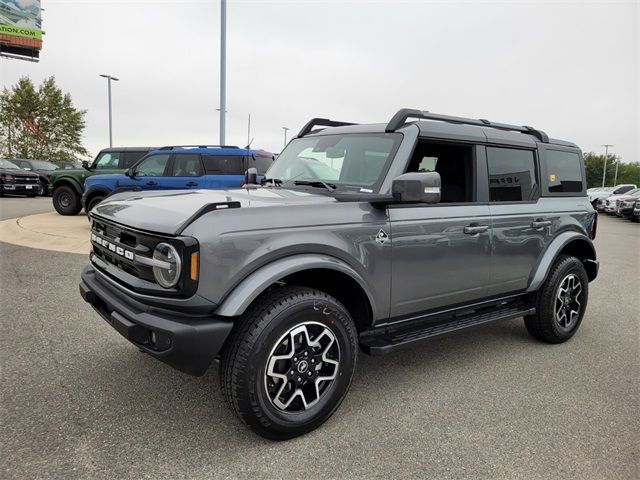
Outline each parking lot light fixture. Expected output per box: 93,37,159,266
99,74,119,148
601,144,613,187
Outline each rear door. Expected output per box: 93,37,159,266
486,146,552,296
202,154,246,189
166,154,205,189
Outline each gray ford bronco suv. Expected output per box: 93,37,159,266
80,109,598,440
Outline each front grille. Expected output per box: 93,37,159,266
89,216,198,297
91,218,162,283
14,175,39,184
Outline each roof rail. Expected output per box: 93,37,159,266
158,145,239,150
297,118,357,138
385,108,549,143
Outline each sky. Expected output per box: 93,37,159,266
0,0,638,161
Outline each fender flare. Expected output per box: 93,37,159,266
527,231,597,292
214,254,378,318
52,177,83,195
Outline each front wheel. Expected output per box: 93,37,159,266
53,185,82,215
219,286,358,440
524,255,589,343
86,194,105,212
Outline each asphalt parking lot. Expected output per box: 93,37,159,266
1,201,638,480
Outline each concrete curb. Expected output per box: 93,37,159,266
0,212,90,255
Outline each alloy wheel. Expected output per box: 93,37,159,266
554,273,583,330
264,321,340,412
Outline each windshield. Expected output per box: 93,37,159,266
265,133,402,191
29,160,58,170
0,159,20,169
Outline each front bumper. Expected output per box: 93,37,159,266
2,183,39,193
80,265,233,376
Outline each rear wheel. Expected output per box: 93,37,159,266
219,286,358,440
524,255,588,343
53,185,82,215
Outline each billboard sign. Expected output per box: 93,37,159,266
0,0,42,60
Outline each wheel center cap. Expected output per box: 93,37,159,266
297,360,309,374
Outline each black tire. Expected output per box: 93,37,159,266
219,286,358,440
53,185,82,215
524,255,589,343
86,194,105,212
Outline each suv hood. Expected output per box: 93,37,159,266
0,168,39,177
92,187,337,235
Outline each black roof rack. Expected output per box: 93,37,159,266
158,145,239,150
385,108,549,143
297,118,357,138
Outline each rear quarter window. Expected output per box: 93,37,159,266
546,150,584,193
203,155,244,175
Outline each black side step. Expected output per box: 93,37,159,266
360,306,535,355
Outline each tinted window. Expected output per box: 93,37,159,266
203,155,244,174
613,185,635,194
134,154,170,177
94,152,122,169
172,154,203,177
546,150,583,193
122,151,147,168
487,147,537,202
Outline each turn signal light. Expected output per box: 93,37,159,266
190,252,199,281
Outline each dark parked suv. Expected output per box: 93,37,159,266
80,109,598,440
50,147,154,215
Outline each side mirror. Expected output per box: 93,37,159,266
245,167,258,185
81,160,91,171
392,171,441,204
125,168,135,178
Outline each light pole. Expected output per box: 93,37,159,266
600,144,613,187
99,74,119,147
613,154,620,186
282,127,289,148
219,0,227,145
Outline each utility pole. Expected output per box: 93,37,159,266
282,127,289,149
247,113,251,147
99,74,119,147
601,144,613,187
219,0,226,145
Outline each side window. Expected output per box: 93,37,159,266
172,154,203,177
613,186,634,194
203,155,244,175
134,154,170,177
94,152,121,169
406,142,475,203
546,150,583,193
122,151,147,168
487,147,537,202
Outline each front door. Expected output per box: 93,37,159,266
117,153,171,191
389,140,491,319
389,204,492,317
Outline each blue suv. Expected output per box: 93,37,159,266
82,145,274,212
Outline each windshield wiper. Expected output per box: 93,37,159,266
294,180,336,192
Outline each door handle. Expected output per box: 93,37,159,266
146,181,158,186
186,181,198,187
463,224,489,235
530,219,551,229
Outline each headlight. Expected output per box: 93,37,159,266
152,242,182,288
2,174,14,181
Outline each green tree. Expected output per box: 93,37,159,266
583,152,640,188
0,76,88,162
